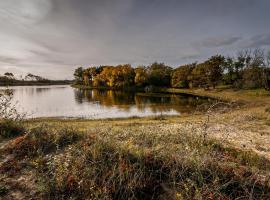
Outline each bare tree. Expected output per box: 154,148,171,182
263,51,270,90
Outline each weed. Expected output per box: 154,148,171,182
0,185,8,196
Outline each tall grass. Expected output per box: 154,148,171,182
9,126,265,200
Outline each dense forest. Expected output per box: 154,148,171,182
74,49,270,90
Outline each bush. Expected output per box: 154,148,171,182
0,89,26,138
0,185,8,196
0,119,25,138
10,125,83,158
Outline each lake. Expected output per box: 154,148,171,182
0,85,213,119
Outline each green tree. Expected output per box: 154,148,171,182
147,62,172,87
205,55,225,88
74,67,84,84
241,49,265,89
190,63,209,88
171,63,195,88
223,57,236,85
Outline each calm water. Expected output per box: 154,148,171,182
0,85,213,119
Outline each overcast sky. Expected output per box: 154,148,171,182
0,0,270,79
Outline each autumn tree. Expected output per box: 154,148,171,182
110,64,135,88
83,67,102,86
94,66,114,87
134,66,148,87
171,63,195,88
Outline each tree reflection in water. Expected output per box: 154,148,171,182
74,89,213,114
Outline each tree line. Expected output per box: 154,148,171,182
74,49,270,90
0,73,71,86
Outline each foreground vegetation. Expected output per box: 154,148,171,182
1,121,270,199
1,88,270,199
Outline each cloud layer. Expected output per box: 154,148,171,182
0,0,270,79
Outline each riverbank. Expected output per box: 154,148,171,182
1,89,270,199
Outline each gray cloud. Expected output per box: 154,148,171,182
199,36,242,48
0,0,270,79
247,34,270,48
0,56,22,65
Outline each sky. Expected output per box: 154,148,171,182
0,0,270,79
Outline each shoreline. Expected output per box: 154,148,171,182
72,84,270,105
0,81,72,87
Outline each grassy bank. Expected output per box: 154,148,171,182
1,89,270,199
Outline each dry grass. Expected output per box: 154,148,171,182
1,121,270,199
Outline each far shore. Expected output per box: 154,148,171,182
0,80,72,87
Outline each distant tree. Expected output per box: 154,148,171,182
72,49,270,90
241,49,265,89
83,67,100,86
73,67,84,84
263,51,270,90
25,73,46,81
134,66,148,87
242,66,264,89
205,55,225,88
4,72,14,79
190,63,209,88
171,63,195,88
223,57,236,85
189,55,224,89
110,64,135,88
147,62,172,87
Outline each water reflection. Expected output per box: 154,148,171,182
74,89,212,114
0,85,213,119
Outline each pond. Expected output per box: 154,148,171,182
0,85,213,119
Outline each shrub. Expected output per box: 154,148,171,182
0,185,8,196
9,125,83,158
0,89,26,138
0,119,25,138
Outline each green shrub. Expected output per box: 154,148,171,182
0,185,8,196
0,120,25,138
